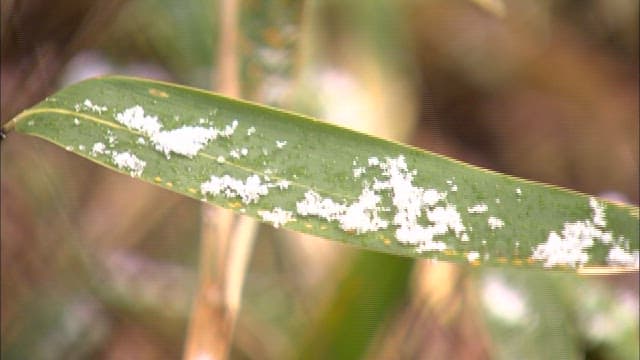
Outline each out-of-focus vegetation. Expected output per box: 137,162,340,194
1,0,638,359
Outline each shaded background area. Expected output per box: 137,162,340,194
1,0,638,359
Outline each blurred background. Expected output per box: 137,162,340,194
1,0,638,359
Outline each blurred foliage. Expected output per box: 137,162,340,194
1,0,638,359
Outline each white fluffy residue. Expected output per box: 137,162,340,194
467,204,488,214
295,155,465,252
247,126,256,136
91,142,107,155
296,187,388,234
276,140,287,149
115,106,239,159
258,207,294,228
201,174,268,204
112,151,146,177
531,196,630,268
81,99,108,114
353,167,366,178
487,216,504,230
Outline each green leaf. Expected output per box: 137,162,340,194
5,76,638,269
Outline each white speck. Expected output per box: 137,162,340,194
216,156,225,164
78,145,85,151
230,149,241,159
198,118,207,124
276,140,287,148
241,148,248,156
65,145,74,151
589,197,606,228
482,274,528,324
516,188,522,196
467,251,480,262
468,204,488,214
606,246,639,268
136,137,146,145
201,174,268,204
112,151,145,177
353,167,366,178
28,120,35,126
247,127,256,136
461,233,470,242
91,142,106,155
488,216,504,229
495,198,501,204
451,185,458,192
258,207,294,228
446,180,453,185
73,118,80,125
368,157,379,166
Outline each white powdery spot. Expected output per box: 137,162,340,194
607,246,639,268
468,204,488,214
216,156,225,164
73,118,80,126
78,145,85,151
531,197,627,268
467,251,480,262
258,207,294,228
91,142,107,155
136,137,146,145
276,140,287,149
151,126,218,158
532,221,603,268
201,174,268,204
590,197,606,228
296,188,388,234
112,151,145,177
353,167,366,178
516,188,522,196
115,106,239,159
275,179,289,190
368,157,379,166
488,216,504,229
82,99,108,114
247,126,256,136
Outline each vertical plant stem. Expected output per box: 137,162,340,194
183,0,257,358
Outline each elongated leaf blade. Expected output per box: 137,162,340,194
7,76,638,269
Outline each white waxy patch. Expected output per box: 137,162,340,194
201,174,268,204
137,137,146,145
115,106,239,159
276,140,287,149
368,157,379,166
467,251,480,262
241,148,248,156
216,156,225,164
488,216,504,229
461,233,470,242
468,204,489,214
353,167,366,178
247,127,256,136
495,198,501,204
451,185,458,192
516,188,522,196
606,246,639,268
81,99,108,114
258,207,294,228
78,145,85,151
112,151,146,177
73,118,80,125
65,145,74,151
275,180,289,190
91,142,107,155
